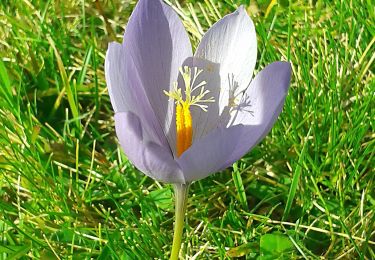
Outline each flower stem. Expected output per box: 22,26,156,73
170,183,190,260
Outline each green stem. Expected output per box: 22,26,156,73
170,183,190,260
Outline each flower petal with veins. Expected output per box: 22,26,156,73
105,0,291,184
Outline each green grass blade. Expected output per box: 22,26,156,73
282,127,311,221
47,35,81,132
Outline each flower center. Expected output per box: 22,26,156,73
164,66,215,157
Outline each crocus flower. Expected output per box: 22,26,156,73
105,0,291,184
105,0,291,258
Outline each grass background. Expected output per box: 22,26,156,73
0,0,374,259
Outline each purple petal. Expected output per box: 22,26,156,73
115,112,185,183
178,57,221,142
195,6,257,114
229,62,292,127
106,43,169,148
122,0,193,155
224,61,292,166
176,62,291,182
176,125,244,182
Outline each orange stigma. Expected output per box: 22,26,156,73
176,103,192,157
164,66,214,158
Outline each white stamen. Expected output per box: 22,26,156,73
164,66,215,111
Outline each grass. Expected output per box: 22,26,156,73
0,0,374,258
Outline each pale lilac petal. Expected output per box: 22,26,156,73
115,112,185,183
223,61,292,166
105,43,169,148
105,43,127,113
176,125,244,182
176,123,272,182
229,62,292,127
178,57,221,142
195,6,257,114
177,62,291,182
123,0,193,155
